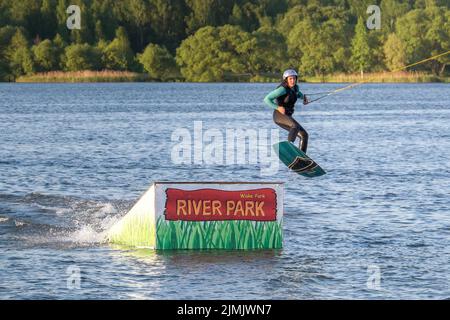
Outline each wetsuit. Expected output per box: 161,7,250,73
264,83,309,153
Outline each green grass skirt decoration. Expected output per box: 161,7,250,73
156,217,283,250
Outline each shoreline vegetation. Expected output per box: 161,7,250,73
1,1,448,84
15,70,450,83
304,71,450,83
15,70,165,83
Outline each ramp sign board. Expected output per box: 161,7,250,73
108,182,284,249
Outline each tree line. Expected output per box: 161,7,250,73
0,0,449,81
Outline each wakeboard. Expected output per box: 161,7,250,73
273,141,326,178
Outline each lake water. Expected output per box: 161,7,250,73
0,82,449,299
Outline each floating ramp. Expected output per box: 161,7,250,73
107,182,284,249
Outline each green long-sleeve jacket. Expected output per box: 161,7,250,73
263,84,304,110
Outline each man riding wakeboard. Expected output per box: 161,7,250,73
264,69,310,153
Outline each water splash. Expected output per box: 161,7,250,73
1,192,131,248
0,216,9,223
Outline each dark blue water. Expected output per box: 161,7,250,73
0,83,449,299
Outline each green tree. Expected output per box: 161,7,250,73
0,0,11,27
247,27,287,78
0,26,18,49
9,0,41,36
6,29,34,76
425,6,450,75
256,0,288,18
94,20,105,42
229,2,260,32
56,0,70,41
138,43,178,80
0,46,9,80
51,33,67,69
0,26,19,79
396,7,450,75
176,25,252,81
63,43,102,71
91,0,118,41
32,39,58,71
383,33,407,71
415,0,450,8
147,0,187,52
396,10,429,65
276,5,305,36
350,17,372,75
287,15,348,76
282,4,351,75
380,0,411,34
345,0,375,22
102,27,134,70
0,59,7,81
117,0,151,52
185,0,236,34
39,0,58,40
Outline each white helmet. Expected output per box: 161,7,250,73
283,69,298,80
